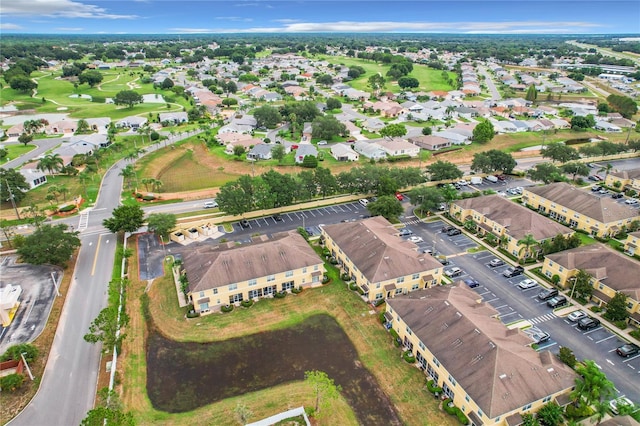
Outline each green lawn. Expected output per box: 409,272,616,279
2,144,36,163
319,55,456,93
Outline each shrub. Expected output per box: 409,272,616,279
91,96,106,103
142,195,156,201
58,204,76,213
349,282,358,291
240,299,254,308
630,329,640,339
150,131,160,141
426,379,443,394
321,274,330,284
0,343,38,363
0,373,25,392
389,328,401,347
378,311,386,324
186,309,199,318
373,298,385,307
615,320,628,329
443,399,470,425
403,350,416,363
590,306,603,313
343,273,352,281
291,287,302,294
565,403,594,419
221,304,234,313
274,291,287,299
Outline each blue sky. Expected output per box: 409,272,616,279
1,0,639,34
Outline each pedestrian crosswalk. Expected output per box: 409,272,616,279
528,313,557,325
77,211,90,231
402,219,423,225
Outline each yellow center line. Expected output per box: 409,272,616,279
91,234,103,276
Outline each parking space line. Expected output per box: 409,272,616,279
478,290,491,296
494,304,508,310
498,312,519,319
484,298,499,303
623,354,640,363
596,335,616,344
583,327,602,335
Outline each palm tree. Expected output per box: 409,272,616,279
119,164,137,189
58,185,70,202
598,163,613,180
78,170,91,197
517,233,539,263
141,177,153,192
570,360,615,409
151,178,163,192
37,153,64,175
47,185,60,203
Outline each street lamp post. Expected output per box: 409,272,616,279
20,352,34,381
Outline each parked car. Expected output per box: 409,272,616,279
435,255,449,265
616,343,640,358
359,198,369,206
488,258,505,268
441,225,455,233
502,266,524,278
203,200,218,208
407,236,424,243
272,214,283,222
445,267,462,277
547,295,568,308
422,248,433,255
577,316,601,331
395,192,404,201
625,198,639,205
531,331,551,344
537,288,559,301
567,310,587,322
317,140,327,145
517,278,538,289
598,188,608,194
439,203,447,211
464,278,480,288
398,228,413,236
611,193,624,199
447,228,462,236
591,185,601,192
457,179,468,186
485,175,499,183
609,397,634,415
496,174,507,181
240,219,250,228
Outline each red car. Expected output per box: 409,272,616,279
395,192,404,201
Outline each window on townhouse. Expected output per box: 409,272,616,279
213,288,218,295
248,279,257,286
433,357,440,367
418,341,425,350
376,283,381,289
228,283,237,291
559,267,564,272
412,284,419,291
448,375,457,387
267,275,275,282
395,288,403,295
302,267,307,273
314,265,319,271
412,273,419,280
523,404,532,411
569,220,578,228
406,326,412,335
199,291,205,298
229,293,243,303
285,270,293,277
397,277,405,284
376,293,383,300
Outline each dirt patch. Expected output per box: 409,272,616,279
146,314,401,425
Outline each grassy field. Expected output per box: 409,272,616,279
2,144,36,163
122,242,455,426
319,56,456,93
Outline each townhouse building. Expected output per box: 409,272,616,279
450,195,573,259
523,183,640,238
605,168,640,192
321,217,443,302
542,243,640,327
624,231,640,256
184,231,325,315
386,285,576,426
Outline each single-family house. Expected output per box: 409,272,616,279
374,137,420,158
18,166,47,189
353,141,387,160
184,231,325,314
408,135,451,151
542,244,640,327
523,183,640,238
48,119,78,135
6,124,24,138
330,143,359,162
116,116,147,129
450,195,574,260
295,144,318,164
433,131,468,145
85,117,111,133
224,137,262,155
594,121,622,133
362,118,385,132
386,285,576,426
321,217,443,302
159,112,189,125
246,143,273,160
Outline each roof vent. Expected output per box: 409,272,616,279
547,367,555,373
489,341,496,349
474,328,480,334
444,301,450,306
456,311,462,317
425,306,434,314
499,373,507,379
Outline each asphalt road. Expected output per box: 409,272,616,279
9,129,204,426
478,66,502,101
1,138,67,170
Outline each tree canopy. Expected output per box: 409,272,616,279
17,224,81,266
253,105,282,128
311,115,346,140
0,168,30,203
472,120,495,144
471,150,516,174
367,195,403,221
78,70,103,87
102,205,145,234
379,123,407,138
146,213,177,239
425,160,463,181
606,94,638,118
113,90,143,109
541,142,579,163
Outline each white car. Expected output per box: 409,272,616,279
609,397,634,415
517,279,538,289
567,310,587,322
317,140,327,145
407,236,424,243
359,198,369,206
625,198,639,205
203,201,218,209
457,179,468,186
445,267,462,277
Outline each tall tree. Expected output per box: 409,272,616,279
304,370,342,415
0,168,30,203
525,85,538,102
517,233,539,261
78,70,103,87
425,160,463,181
407,186,444,214
84,280,129,350
570,360,615,408
271,144,286,163
113,90,143,109
17,224,81,266
367,195,403,221
379,123,407,138
146,213,177,239
102,205,145,234
253,105,282,129
561,162,590,181
472,120,495,144
527,163,563,184
604,292,629,322
311,115,346,140
541,142,580,163
18,132,33,146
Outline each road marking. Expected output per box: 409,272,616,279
484,297,499,303
494,304,508,309
78,211,90,231
596,335,616,344
498,311,519,319
91,234,103,276
594,362,602,369
623,354,640,362
607,359,615,366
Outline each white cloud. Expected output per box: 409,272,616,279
0,23,23,30
215,16,253,22
2,0,137,19
55,27,83,31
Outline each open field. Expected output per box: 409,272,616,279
122,243,455,426
319,55,456,93
1,144,36,163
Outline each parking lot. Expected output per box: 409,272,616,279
0,256,61,354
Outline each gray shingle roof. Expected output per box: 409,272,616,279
525,183,639,223
322,217,442,283
387,285,576,419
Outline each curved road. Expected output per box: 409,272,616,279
9,129,203,426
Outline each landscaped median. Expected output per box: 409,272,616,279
121,235,456,426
